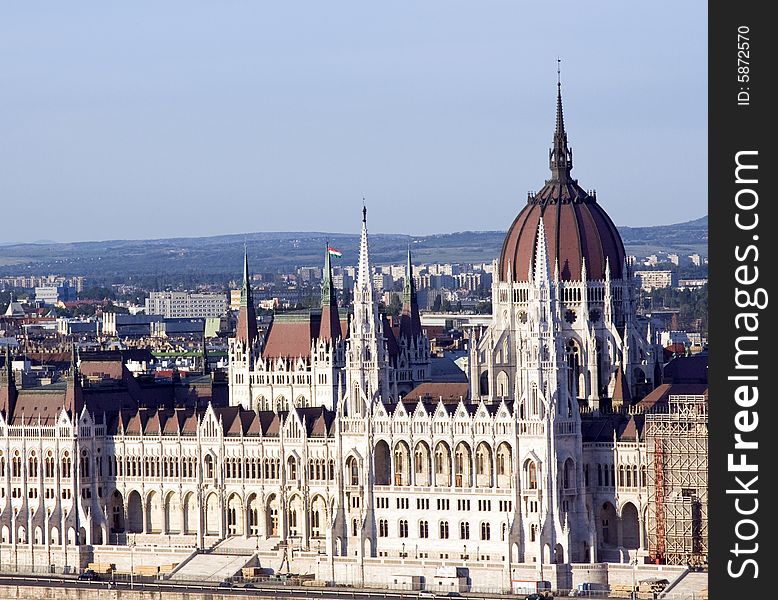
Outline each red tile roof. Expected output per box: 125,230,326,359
404,382,470,404
262,320,315,359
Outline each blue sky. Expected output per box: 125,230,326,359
0,2,707,242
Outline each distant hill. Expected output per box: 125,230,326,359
0,216,707,281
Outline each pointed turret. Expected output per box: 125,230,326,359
549,62,573,182
399,247,422,340
319,244,342,341
64,343,84,415
201,334,210,375
611,364,632,411
0,345,17,418
356,203,372,298
236,246,259,345
533,217,551,284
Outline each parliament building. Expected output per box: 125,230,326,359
0,83,707,591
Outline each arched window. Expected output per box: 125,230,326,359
526,461,538,490
496,371,509,398
480,522,491,541
394,448,404,474
45,452,54,478
28,452,38,478
563,459,573,489
399,520,409,538
61,452,71,479
80,450,90,478
530,383,539,416
459,521,470,540
566,339,581,399
419,521,429,538
204,455,214,479
439,521,449,539
346,457,359,486
618,465,625,487
479,372,489,396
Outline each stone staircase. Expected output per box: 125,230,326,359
168,551,253,583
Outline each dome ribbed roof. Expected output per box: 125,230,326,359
499,80,625,282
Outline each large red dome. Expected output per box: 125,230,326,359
499,190,625,282
499,84,625,283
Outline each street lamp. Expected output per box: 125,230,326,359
130,534,136,590
630,557,638,600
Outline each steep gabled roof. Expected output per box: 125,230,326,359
262,312,316,359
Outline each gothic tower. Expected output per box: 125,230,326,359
228,248,260,410
470,75,658,563
396,248,431,395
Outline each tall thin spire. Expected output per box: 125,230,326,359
241,243,252,307
322,242,334,307
356,203,372,296
236,246,259,345
400,246,422,339
319,243,341,341
549,59,573,181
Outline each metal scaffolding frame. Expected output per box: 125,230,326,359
645,393,708,566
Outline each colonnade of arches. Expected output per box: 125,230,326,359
108,488,330,542
0,523,82,546
597,500,647,555
371,440,513,488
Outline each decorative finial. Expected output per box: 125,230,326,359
362,200,367,223
557,57,561,87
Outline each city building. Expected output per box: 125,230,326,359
34,284,77,306
145,292,228,318
676,278,707,290
0,83,705,591
634,270,677,292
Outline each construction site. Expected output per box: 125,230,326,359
645,391,709,567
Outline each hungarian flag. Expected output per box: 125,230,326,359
328,247,343,258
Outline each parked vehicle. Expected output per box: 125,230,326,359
77,569,99,581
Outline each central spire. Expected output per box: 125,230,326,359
549,60,573,182
356,202,372,296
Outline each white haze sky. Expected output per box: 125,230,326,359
0,1,707,243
